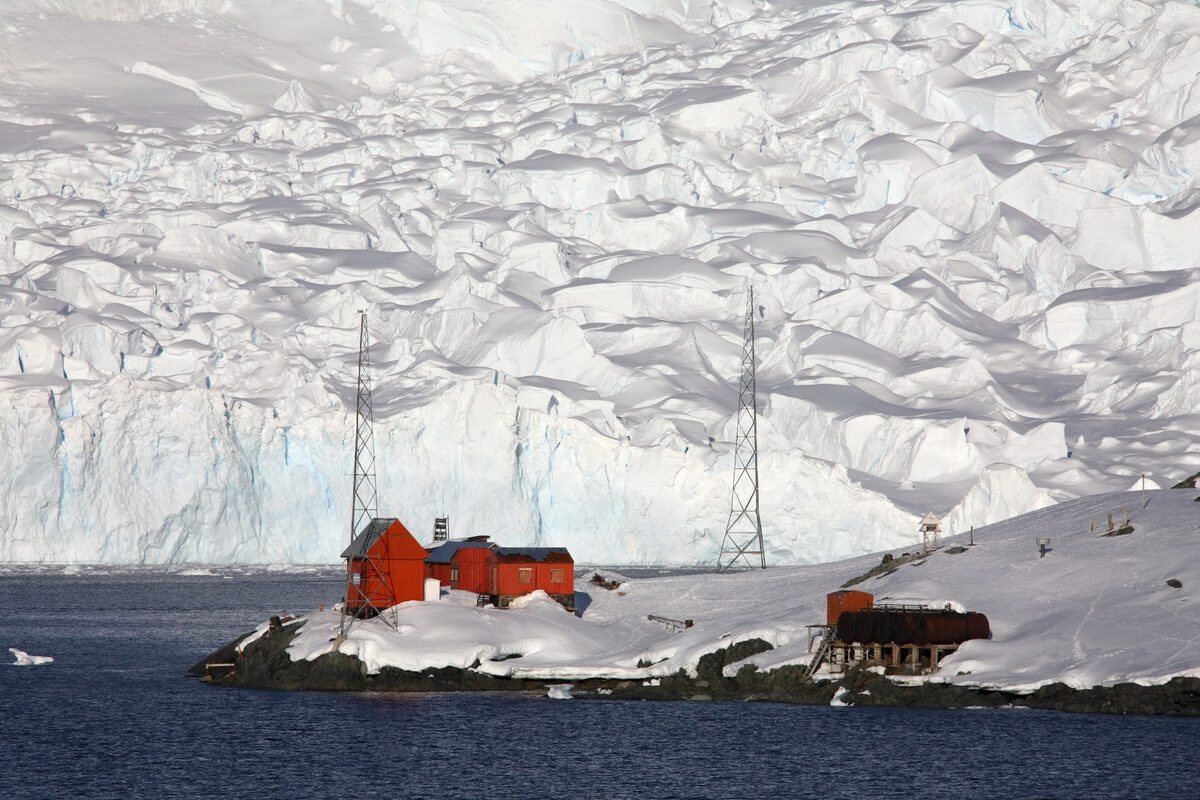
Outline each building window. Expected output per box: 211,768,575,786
451,568,459,582
518,567,533,584
550,568,565,584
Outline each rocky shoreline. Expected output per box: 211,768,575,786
191,623,1200,716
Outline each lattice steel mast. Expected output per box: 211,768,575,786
339,311,388,635
718,287,766,571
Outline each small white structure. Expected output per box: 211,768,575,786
920,512,941,555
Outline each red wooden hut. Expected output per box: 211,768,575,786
450,544,497,595
483,547,575,611
826,589,873,625
425,537,493,586
341,518,428,615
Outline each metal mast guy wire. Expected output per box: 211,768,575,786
718,287,766,572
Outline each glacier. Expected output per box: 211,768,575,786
2,0,1200,564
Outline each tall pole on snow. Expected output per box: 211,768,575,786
340,311,380,637
718,286,766,572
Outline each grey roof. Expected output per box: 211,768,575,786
425,539,495,564
494,547,572,561
341,518,395,559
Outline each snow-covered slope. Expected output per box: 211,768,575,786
286,489,1200,692
3,0,1200,563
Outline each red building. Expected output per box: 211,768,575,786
425,537,493,587
485,547,575,611
352,524,576,613
450,544,496,595
341,518,428,615
826,589,874,625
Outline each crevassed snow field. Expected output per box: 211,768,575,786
2,0,1200,564
282,490,1200,691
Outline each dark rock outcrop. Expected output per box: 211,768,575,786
194,629,1200,715
695,637,774,683
1172,471,1200,489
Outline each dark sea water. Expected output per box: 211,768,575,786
2,567,1198,800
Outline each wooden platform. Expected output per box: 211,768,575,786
823,641,961,675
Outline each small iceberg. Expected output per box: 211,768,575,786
10,648,53,666
546,684,574,700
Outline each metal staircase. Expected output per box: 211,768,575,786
805,628,835,679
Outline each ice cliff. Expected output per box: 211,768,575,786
2,0,1199,563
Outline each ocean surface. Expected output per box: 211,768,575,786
2,567,1198,800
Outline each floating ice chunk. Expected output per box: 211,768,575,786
546,684,574,699
9,648,53,666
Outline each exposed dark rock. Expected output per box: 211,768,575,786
1172,471,1200,489
841,551,923,587
195,631,1200,716
695,638,774,683
372,665,535,692
234,622,368,691
589,572,623,590
1167,578,1183,588
1024,678,1200,716
188,629,254,677
834,667,1010,710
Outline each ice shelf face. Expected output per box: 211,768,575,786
0,0,1197,563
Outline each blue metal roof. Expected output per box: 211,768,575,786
425,539,494,564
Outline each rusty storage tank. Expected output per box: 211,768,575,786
836,609,990,645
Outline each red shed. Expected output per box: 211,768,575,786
425,537,492,586
484,547,575,611
341,518,428,615
826,590,873,626
449,543,497,595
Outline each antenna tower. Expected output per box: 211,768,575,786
718,287,766,571
339,312,394,635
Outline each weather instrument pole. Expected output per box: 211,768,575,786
718,287,766,572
